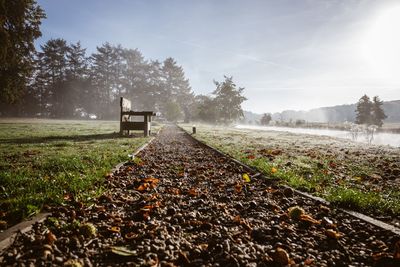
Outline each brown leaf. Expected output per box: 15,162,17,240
45,231,57,245
188,188,198,197
325,229,342,239
394,240,400,259
300,214,321,224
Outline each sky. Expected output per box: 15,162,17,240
36,0,400,113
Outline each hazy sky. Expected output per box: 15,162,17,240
36,0,400,113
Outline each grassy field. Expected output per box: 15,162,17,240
180,124,400,223
0,119,157,227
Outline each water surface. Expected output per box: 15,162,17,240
236,125,400,147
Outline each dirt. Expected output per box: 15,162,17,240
1,126,399,266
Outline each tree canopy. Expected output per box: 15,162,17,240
0,0,45,103
212,76,247,124
355,94,386,127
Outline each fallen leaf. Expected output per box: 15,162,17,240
125,232,138,240
108,226,121,233
45,231,57,245
188,188,198,197
235,183,242,193
300,214,321,224
394,240,400,259
304,258,314,265
110,246,137,256
325,229,342,239
242,173,251,183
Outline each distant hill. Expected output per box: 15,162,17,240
243,100,400,124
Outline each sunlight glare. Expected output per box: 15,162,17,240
361,5,400,80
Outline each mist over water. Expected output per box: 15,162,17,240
236,125,400,147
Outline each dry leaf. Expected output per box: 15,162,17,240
110,246,137,256
300,214,321,224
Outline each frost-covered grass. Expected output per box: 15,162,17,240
0,119,158,226
180,123,400,219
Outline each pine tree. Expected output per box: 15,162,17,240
213,76,247,124
65,41,89,117
355,94,372,125
0,0,45,103
161,57,194,122
371,96,387,127
90,43,120,119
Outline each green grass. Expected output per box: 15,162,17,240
0,119,158,225
180,123,400,218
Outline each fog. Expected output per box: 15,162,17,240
35,0,400,114
236,125,400,147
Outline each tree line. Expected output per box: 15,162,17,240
0,1,246,123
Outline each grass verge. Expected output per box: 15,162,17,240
180,123,400,219
0,119,158,227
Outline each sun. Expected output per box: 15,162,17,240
361,5,400,80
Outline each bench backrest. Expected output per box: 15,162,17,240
120,97,131,122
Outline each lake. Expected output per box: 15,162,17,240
236,125,400,147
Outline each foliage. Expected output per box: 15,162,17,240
260,113,272,125
2,41,195,120
162,58,194,122
371,96,387,127
0,0,45,103
164,101,182,122
212,76,247,124
355,95,372,124
194,95,218,123
355,94,386,127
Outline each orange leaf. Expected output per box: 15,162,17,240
271,167,278,174
137,183,149,192
170,188,181,195
108,226,121,233
300,214,320,224
143,177,159,184
235,183,242,193
188,188,198,197
325,229,342,239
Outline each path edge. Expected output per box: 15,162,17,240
0,125,164,254
178,125,400,236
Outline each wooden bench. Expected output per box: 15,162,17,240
120,97,156,137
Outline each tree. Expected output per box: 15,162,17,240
260,113,272,125
65,41,90,117
0,0,45,103
161,58,194,122
164,101,182,122
195,95,218,123
355,94,372,125
212,76,247,124
35,38,69,117
371,96,387,127
90,43,121,119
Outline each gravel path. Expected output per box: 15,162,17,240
1,126,399,266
